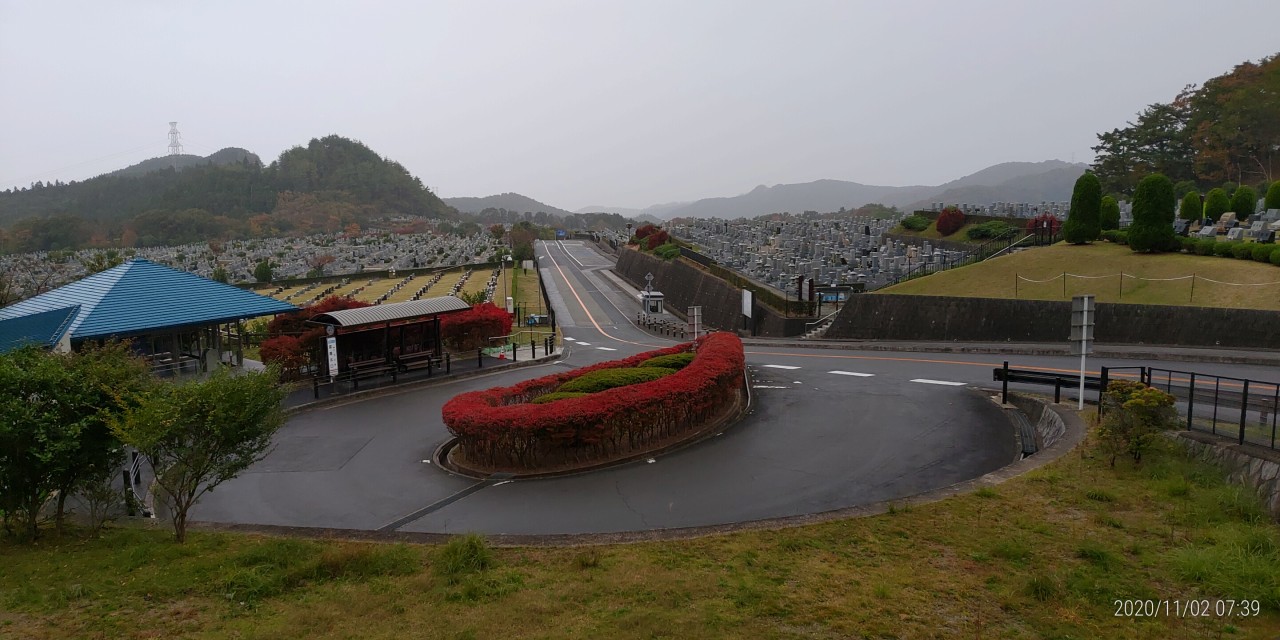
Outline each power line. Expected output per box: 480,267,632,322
1,140,168,187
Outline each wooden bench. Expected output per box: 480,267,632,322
346,359,396,389
397,352,444,374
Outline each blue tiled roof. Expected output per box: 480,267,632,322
0,305,79,353
0,259,298,341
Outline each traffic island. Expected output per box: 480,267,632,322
439,332,747,478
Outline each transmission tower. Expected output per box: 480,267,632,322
167,122,183,155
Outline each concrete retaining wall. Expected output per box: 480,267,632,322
1007,394,1068,450
615,249,806,337
1176,432,1280,521
825,294,1280,349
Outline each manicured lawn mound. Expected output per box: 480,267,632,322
530,391,590,404
441,332,745,472
639,352,696,370
879,242,1280,310
556,367,676,394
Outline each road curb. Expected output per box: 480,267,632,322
739,339,1280,366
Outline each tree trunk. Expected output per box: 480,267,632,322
54,490,68,536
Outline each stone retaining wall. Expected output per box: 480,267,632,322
1175,431,1280,521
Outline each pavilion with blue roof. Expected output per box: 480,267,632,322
0,259,297,371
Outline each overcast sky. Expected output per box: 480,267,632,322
2,1,1278,211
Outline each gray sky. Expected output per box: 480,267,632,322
2,1,1278,211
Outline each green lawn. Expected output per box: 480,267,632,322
891,220,985,243
881,241,1280,310
3,418,1278,639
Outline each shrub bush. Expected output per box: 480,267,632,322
557,367,676,394
935,207,966,236
1128,174,1176,252
1177,236,1196,252
1193,238,1216,256
1212,242,1236,258
530,391,591,404
1230,243,1254,259
640,352,696,369
900,215,930,231
442,334,745,470
1100,195,1121,231
1102,230,1129,245
1203,188,1231,220
1272,249,1280,266
259,335,306,372
440,303,511,351
1097,381,1177,467
1252,243,1278,263
966,220,1015,240
653,243,681,260
1063,171,1102,243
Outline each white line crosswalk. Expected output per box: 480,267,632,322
760,364,800,370
828,370,874,377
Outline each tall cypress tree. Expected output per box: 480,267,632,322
1100,195,1121,231
1203,188,1231,220
1062,172,1102,243
1267,181,1280,211
1127,174,1176,253
1178,191,1201,221
1230,185,1257,221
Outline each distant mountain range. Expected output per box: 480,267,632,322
575,160,1086,220
110,147,261,177
443,192,575,218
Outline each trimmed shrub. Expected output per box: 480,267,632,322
1267,181,1280,211
935,207,966,236
1231,185,1257,221
1177,236,1196,252
1062,172,1102,243
1100,195,1121,231
1203,188,1231,220
557,367,676,394
1252,243,1277,263
900,215,930,231
966,220,1015,240
441,303,512,351
1102,230,1129,245
1272,249,1280,266
653,243,681,260
1193,238,1216,256
1212,242,1236,258
1230,243,1254,259
1178,191,1201,221
531,391,591,405
442,334,745,470
640,352,696,370
1128,174,1176,253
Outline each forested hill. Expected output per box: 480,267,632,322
109,147,261,178
444,192,575,218
0,135,454,252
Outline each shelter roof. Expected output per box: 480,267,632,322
0,305,79,353
0,259,297,340
310,296,470,328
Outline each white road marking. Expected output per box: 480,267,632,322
564,337,577,341
752,385,789,389
576,342,592,346
828,370,874,377
597,347,617,351
761,364,800,370
910,379,966,386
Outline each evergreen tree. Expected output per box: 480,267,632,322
1267,181,1280,211
1202,188,1231,220
1128,174,1176,253
253,259,273,283
1062,172,1102,243
1178,191,1202,221
1100,195,1121,231
1230,185,1257,220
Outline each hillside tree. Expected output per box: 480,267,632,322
253,259,273,283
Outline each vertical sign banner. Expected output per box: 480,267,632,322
326,336,339,381
741,289,753,318
1069,295,1095,410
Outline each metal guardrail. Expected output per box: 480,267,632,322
993,362,1102,404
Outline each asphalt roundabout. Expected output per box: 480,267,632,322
187,240,1102,540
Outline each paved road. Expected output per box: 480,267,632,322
192,240,1277,535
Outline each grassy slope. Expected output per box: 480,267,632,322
891,220,984,242
881,242,1280,310
3,425,1278,639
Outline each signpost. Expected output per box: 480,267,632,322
326,336,339,383
741,289,753,332
689,306,702,340
1069,295,1095,409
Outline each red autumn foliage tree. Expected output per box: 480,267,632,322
265,295,372,358
1025,213,1062,235
440,302,512,351
935,207,966,236
442,332,745,470
258,335,307,377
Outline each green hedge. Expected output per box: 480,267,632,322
1252,244,1278,263
966,220,1015,240
557,367,677,394
1103,230,1129,245
639,353,696,370
530,391,591,404
1230,243,1254,259
900,215,930,231
1212,242,1236,258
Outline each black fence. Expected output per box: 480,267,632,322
1138,367,1279,450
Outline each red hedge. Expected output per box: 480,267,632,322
441,332,745,469
440,302,512,351
936,207,966,236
